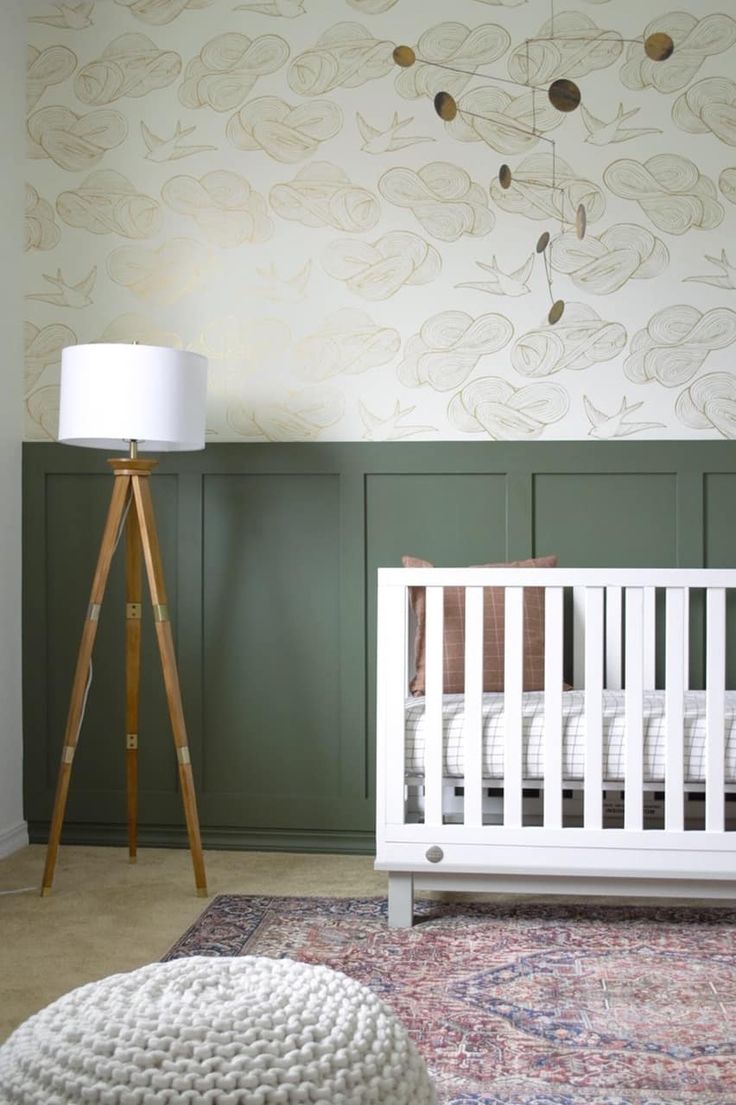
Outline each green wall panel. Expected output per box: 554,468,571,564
365,474,508,570
705,474,736,568
201,474,342,816
22,442,736,852
534,474,678,567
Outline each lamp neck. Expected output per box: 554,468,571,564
129,440,138,460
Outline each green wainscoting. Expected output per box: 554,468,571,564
23,442,736,852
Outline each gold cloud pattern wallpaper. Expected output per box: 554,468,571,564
23,0,736,441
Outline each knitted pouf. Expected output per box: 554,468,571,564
0,955,435,1105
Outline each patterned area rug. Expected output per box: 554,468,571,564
164,896,736,1105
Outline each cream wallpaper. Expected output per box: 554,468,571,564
23,0,736,442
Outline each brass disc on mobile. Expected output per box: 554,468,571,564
536,231,550,253
499,164,512,189
644,32,674,61
548,78,581,112
548,299,565,325
434,91,457,120
393,45,416,67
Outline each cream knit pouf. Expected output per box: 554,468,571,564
0,955,435,1105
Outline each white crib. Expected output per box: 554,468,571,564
375,568,736,927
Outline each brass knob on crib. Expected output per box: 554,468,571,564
425,846,444,863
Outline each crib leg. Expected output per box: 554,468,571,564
388,873,414,928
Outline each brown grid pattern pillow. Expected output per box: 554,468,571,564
403,555,557,696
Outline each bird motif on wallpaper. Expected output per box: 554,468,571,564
359,400,435,441
28,0,94,29
234,0,304,14
584,395,664,439
581,103,661,145
356,112,434,154
457,255,534,297
684,251,736,290
248,261,311,302
26,267,96,308
141,121,216,162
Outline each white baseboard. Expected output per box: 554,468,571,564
0,820,28,859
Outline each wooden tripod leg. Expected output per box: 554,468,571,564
131,474,208,897
41,474,132,896
125,503,142,863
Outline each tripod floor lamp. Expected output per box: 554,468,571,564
41,342,209,897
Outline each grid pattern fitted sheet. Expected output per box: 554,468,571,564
405,690,736,784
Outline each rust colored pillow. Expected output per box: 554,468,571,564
403,555,557,695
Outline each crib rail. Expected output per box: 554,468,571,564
376,568,736,849
376,567,736,925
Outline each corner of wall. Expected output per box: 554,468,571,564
0,0,27,855
0,822,29,861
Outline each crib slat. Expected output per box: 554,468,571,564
683,592,690,692
573,587,585,688
424,586,444,828
584,587,604,830
543,587,564,829
625,588,644,830
665,588,685,832
706,588,726,833
643,587,656,690
407,601,418,687
504,586,524,828
379,582,408,827
463,586,484,828
605,586,622,690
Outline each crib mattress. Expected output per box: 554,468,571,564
404,689,736,784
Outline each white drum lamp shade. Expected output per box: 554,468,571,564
58,343,208,452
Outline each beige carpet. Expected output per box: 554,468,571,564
0,844,386,1043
